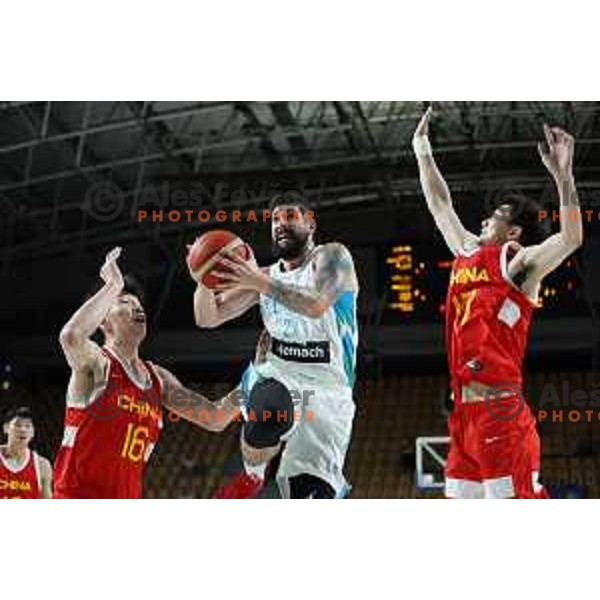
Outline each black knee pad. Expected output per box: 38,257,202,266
289,474,336,499
243,378,294,449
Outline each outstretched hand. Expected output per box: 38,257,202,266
414,105,433,139
100,246,124,292
538,124,574,179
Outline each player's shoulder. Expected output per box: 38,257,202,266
320,241,351,253
456,238,481,257
316,242,354,262
146,360,165,380
314,243,358,290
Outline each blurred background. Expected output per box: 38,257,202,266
1,101,599,498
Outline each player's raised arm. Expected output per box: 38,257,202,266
214,242,358,318
153,364,240,432
516,125,583,283
413,106,478,255
59,247,124,373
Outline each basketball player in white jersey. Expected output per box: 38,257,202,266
193,195,359,499
0,407,52,499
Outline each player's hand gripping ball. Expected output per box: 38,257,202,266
186,230,252,289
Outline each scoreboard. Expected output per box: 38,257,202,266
383,242,585,322
386,245,419,314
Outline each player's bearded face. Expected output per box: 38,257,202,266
103,294,147,342
271,207,313,260
5,418,34,447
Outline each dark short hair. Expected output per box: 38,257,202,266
3,406,33,426
269,191,312,217
87,274,145,304
501,194,551,247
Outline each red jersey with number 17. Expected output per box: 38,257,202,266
445,242,537,400
53,348,163,499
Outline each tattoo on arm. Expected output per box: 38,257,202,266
267,279,320,315
267,244,356,316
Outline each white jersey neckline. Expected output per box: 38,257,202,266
0,447,31,474
275,245,320,274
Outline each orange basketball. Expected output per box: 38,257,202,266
186,229,251,289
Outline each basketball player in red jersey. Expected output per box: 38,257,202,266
413,106,583,499
53,246,240,499
1,407,52,499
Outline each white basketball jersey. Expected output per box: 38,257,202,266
259,246,358,389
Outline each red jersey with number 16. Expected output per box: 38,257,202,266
445,242,537,400
53,348,163,499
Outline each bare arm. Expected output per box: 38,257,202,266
413,107,478,255
265,243,358,317
193,284,259,328
38,457,53,499
59,284,115,372
215,242,358,318
153,364,240,432
59,247,124,381
511,126,583,292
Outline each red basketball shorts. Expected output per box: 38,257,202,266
445,397,548,499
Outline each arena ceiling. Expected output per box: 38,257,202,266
1,101,600,265
1,101,599,366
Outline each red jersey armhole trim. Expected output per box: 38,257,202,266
499,241,539,308
145,361,163,401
